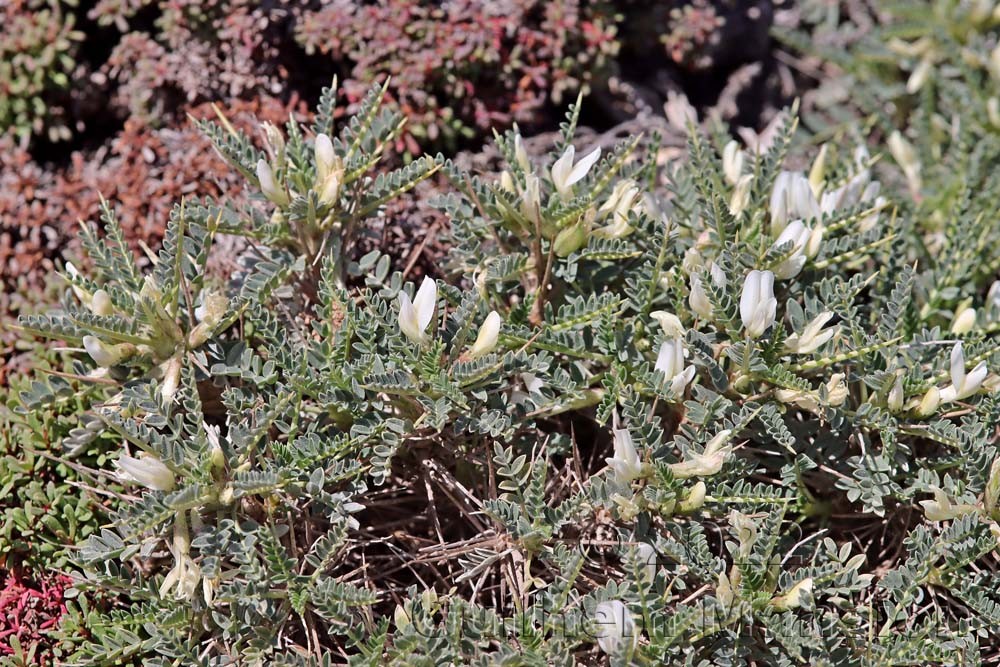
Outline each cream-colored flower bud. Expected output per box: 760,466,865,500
991,43,1000,80
256,159,289,206
514,133,530,173
808,144,828,195
950,307,977,335
677,480,707,513
770,578,813,611
520,174,542,227
262,122,285,160
318,170,342,207
940,342,988,403
722,140,744,185
729,174,753,217
90,289,113,316
916,386,941,417
160,355,182,404
499,170,515,193
199,291,228,324
888,374,905,413
553,218,590,256
888,131,922,195
985,457,1000,519
682,247,704,273
468,311,502,359
315,133,336,183
906,57,934,94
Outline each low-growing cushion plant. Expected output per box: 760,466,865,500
11,80,1000,665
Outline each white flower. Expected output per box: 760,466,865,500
950,307,977,335
784,311,837,354
593,600,638,656
90,289,113,316
689,274,712,320
655,338,696,397
729,174,754,217
397,277,437,344
65,261,91,305
770,220,811,279
939,342,987,403
550,144,601,199
594,179,640,238
256,159,289,206
689,262,724,320
160,519,201,601
669,429,731,478
83,335,130,367
825,373,849,406
160,550,201,602
606,416,643,484
740,270,777,338
776,374,848,412
820,170,870,215
722,140,745,185
116,453,176,491
650,310,684,338
770,171,819,232
919,486,976,522
771,578,814,611
468,311,502,359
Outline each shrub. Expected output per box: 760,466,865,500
0,0,83,141
295,0,621,154
14,78,1000,665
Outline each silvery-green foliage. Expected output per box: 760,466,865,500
16,85,1000,664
